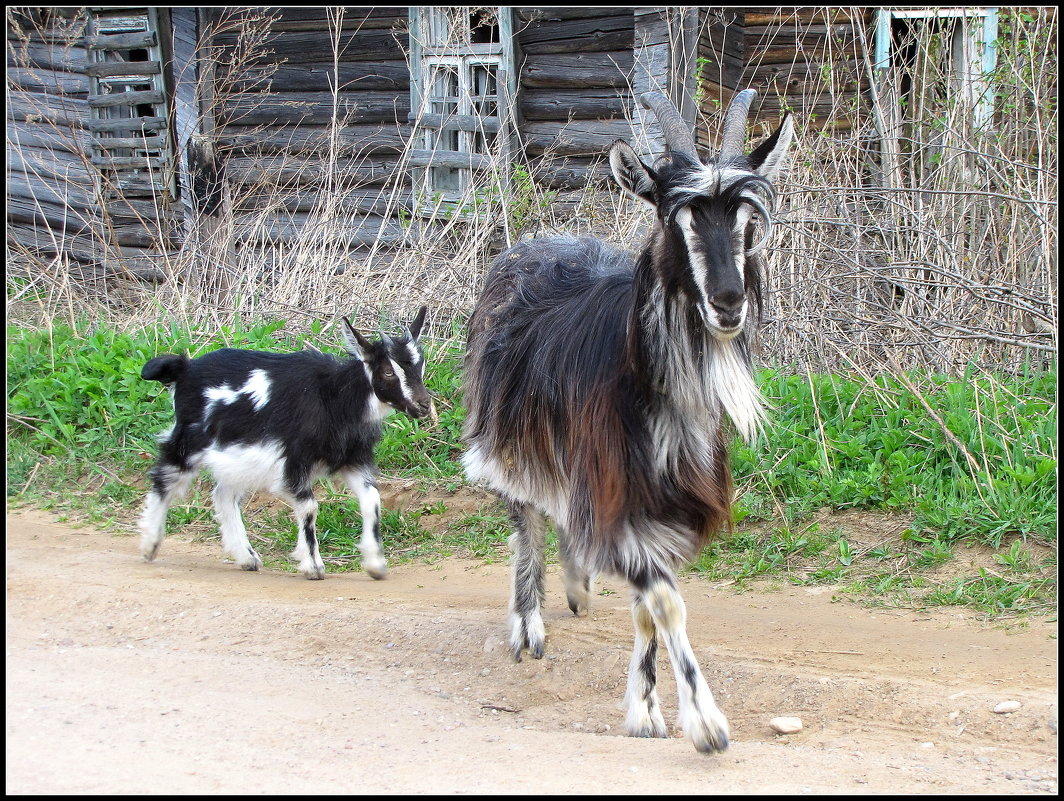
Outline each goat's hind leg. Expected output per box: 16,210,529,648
556,525,592,616
507,500,547,660
138,455,199,562
212,483,263,572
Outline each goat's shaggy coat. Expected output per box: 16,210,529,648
138,308,433,580
462,90,793,752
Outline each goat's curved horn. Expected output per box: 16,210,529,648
718,88,757,161
639,91,698,160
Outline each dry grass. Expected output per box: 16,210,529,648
6,7,1057,376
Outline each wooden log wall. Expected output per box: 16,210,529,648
6,8,178,278
515,7,635,190
697,7,873,145
210,7,414,248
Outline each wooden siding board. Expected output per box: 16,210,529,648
521,88,629,121
8,66,89,95
219,91,410,127
219,123,411,155
520,52,633,89
517,13,633,55
522,119,635,157
264,7,405,31
213,29,404,64
226,154,407,189
236,61,409,93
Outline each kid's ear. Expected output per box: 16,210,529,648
407,305,428,341
609,140,658,206
341,316,374,361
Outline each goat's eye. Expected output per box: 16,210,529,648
381,366,395,378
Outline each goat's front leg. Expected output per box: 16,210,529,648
623,593,668,739
212,484,263,571
340,468,387,579
507,500,547,660
642,577,729,753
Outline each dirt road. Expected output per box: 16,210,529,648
6,507,1057,794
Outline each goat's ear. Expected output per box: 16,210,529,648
749,113,794,182
407,305,428,341
341,317,374,361
609,140,657,205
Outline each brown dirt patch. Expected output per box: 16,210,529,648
5,506,1057,794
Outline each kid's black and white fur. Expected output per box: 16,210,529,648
138,307,433,580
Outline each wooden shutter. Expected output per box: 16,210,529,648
85,7,174,198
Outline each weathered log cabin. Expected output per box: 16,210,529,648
7,6,905,283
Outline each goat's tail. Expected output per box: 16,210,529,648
141,354,188,385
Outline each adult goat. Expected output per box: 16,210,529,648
462,90,793,752
138,307,433,580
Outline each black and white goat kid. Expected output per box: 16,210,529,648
462,90,793,752
138,307,433,580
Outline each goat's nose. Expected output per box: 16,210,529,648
710,290,745,316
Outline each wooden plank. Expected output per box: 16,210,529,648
742,8,870,26
265,7,405,31
84,60,161,78
91,155,168,169
91,134,167,150
232,188,411,216
8,66,89,95
86,116,167,134
212,29,404,64
88,89,164,108
219,91,410,126
231,212,408,246
516,8,632,22
518,14,634,55
219,123,412,155
407,150,493,170
85,31,157,50
522,119,635,156
6,223,103,264
520,52,633,89
520,88,629,121
11,41,89,72
6,172,95,210
408,113,501,133
226,154,408,189
233,61,409,93
7,144,95,188
7,90,88,125
7,119,91,153
746,60,866,96
526,155,615,189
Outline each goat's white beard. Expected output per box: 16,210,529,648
707,337,766,444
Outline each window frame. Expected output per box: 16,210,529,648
408,7,515,216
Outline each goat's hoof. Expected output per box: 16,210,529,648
625,707,668,739
686,712,731,754
238,549,263,571
363,562,388,580
300,562,326,580
566,594,589,616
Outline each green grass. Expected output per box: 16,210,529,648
6,317,1057,616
